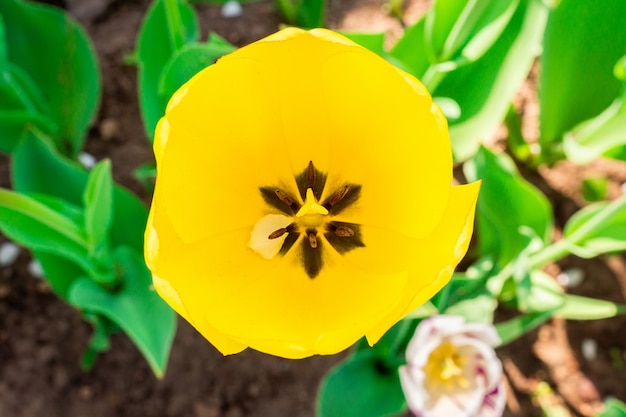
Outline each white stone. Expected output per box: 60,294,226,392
221,0,242,18
27,259,44,279
556,268,584,288
79,152,97,169
581,338,598,361
0,242,20,266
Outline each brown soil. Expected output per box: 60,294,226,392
1,1,626,417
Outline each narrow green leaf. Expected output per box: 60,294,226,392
562,196,626,258
13,129,148,251
317,351,407,417
341,32,387,58
137,0,199,140
68,247,176,378
439,0,548,161
445,292,498,323
555,294,626,321
426,0,519,64
0,0,100,156
539,0,626,152
296,0,326,29
581,176,609,202
526,270,565,313
464,146,553,267
83,159,113,253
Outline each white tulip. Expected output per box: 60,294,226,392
399,315,506,417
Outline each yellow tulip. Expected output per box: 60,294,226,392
144,28,480,359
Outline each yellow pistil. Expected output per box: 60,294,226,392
424,340,469,391
296,188,329,227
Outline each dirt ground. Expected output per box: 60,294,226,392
1,0,626,416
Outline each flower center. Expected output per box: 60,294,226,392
424,340,470,391
296,188,329,227
248,161,365,279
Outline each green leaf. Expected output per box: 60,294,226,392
158,34,236,101
445,292,498,323
389,18,430,78
555,294,626,321
425,0,519,65
597,398,626,417
317,351,407,417
341,32,387,58
562,196,626,258
13,129,148,251
68,247,176,378
464,146,553,267
526,270,565,313
437,0,549,161
495,311,552,345
296,0,326,28
33,250,85,297
137,0,199,140
539,0,626,153
0,0,100,156
581,176,609,202
83,159,113,254
563,97,626,164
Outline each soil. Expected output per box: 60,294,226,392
1,1,626,417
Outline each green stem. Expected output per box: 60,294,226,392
276,0,298,25
164,0,186,51
421,64,446,93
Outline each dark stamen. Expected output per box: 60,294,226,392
328,185,350,206
268,228,288,239
307,160,315,188
334,225,354,237
275,189,293,206
308,232,318,248
302,231,322,278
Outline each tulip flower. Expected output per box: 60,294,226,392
399,316,506,417
144,28,480,358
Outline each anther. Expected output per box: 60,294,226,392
306,160,315,188
308,232,318,248
329,185,350,206
275,190,293,206
268,228,288,239
335,225,354,237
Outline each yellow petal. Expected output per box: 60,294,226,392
365,181,481,344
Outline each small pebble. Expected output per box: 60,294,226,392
27,259,44,279
556,267,584,288
581,338,598,361
99,118,120,141
0,242,20,266
221,0,242,18
79,152,97,169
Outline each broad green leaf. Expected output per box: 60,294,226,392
68,247,176,378
438,0,548,161
555,294,626,321
317,350,407,417
389,18,430,78
539,0,626,153
158,34,236,101
425,0,519,65
464,146,553,267
562,196,626,258
83,159,113,254
0,0,100,156
133,161,156,194
495,311,552,346
137,0,199,140
296,0,326,28
597,398,626,417
13,129,148,251
341,32,387,58
33,250,85,297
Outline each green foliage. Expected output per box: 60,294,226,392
0,0,100,156
276,0,326,28
539,0,626,160
317,351,406,417
597,398,626,417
